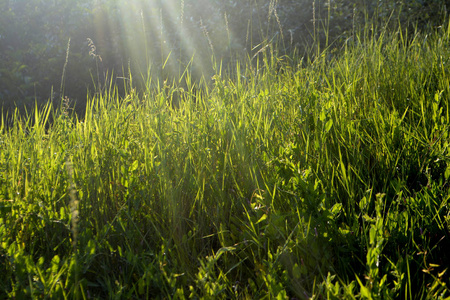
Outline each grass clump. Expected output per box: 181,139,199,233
1,19,450,299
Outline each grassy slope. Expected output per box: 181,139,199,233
1,22,450,299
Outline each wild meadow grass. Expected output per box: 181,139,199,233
1,19,450,299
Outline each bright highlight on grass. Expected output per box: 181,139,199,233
1,3,450,299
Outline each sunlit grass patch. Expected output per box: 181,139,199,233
1,18,450,299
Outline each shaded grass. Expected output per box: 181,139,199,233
1,20,450,299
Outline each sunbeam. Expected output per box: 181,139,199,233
90,0,221,88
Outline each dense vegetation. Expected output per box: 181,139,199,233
1,0,450,299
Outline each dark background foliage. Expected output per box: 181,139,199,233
0,0,447,118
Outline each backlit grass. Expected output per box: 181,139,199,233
1,20,450,299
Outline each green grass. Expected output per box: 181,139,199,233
1,19,450,299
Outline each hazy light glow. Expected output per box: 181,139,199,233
98,0,213,81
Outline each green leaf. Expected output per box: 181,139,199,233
445,165,450,180
325,119,333,133
51,255,60,274
330,203,342,217
215,247,236,260
320,110,326,122
255,213,268,224
130,160,139,173
355,275,372,299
